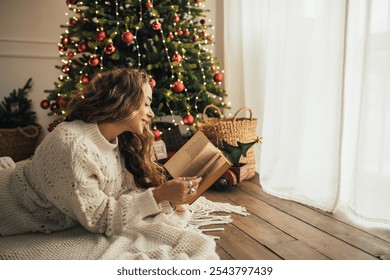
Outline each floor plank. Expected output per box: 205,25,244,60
237,181,390,260
270,240,330,260
215,245,233,260
206,191,330,260
213,223,282,260
223,191,376,259
203,177,390,260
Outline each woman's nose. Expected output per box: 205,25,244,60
148,108,155,119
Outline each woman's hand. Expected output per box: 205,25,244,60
152,176,202,205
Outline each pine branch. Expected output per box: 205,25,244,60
0,78,36,128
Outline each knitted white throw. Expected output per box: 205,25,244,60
0,196,248,260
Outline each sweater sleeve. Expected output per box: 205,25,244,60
44,143,163,236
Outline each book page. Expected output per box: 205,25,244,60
163,131,232,205
164,132,219,177
195,152,221,177
187,154,232,204
202,155,229,177
183,142,219,177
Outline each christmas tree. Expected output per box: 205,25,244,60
0,78,36,128
42,0,227,132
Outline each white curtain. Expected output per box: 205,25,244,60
339,0,390,225
224,0,390,227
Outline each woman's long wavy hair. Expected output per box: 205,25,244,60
65,66,166,188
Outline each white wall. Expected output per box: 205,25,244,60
0,0,224,139
0,0,65,139
204,0,225,74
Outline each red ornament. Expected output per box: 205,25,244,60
96,30,106,41
177,29,183,36
193,35,199,42
50,102,59,111
40,99,50,110
121,31,134,44
81,75,90,84
152,21,162,31
58,45,66,52
88,56,100,67
183,114,195,125
61,64,70,73
77,42,87,52
168,32,175,40
184,29,190,37
149,78,156,88
66,0,77,5
200,19,206,25
58,97,69,108
172,80,185,92
153,129,161,140
67,51,74,57
146,1,153,8
104,43,116,55
171,53,183,64
69,18,77,26
172,15,180,23
213,72,224,82
61,36,70,45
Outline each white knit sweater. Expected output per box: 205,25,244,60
0,120,219,259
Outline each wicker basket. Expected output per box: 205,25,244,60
154,121,185,154
197,105,258,179
0,124,41,162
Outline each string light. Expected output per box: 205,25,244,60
147,1,185,125
133,0,143,67
48,0,228,127
115,0,119,35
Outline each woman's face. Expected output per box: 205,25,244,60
120,83,154,135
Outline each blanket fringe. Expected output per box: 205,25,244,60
190,196,249,217
201,227,225,232
186,196,249,232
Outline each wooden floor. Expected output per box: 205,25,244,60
203,176,390,260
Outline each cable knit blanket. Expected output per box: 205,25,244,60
0,196,248,260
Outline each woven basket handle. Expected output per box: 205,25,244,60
202,104,223,119
232,107,253,121
17,125,40,138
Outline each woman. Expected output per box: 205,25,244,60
0,67,217,259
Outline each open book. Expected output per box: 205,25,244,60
164,131,232,204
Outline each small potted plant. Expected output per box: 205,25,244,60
221,137,262,183
0,78,41,162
